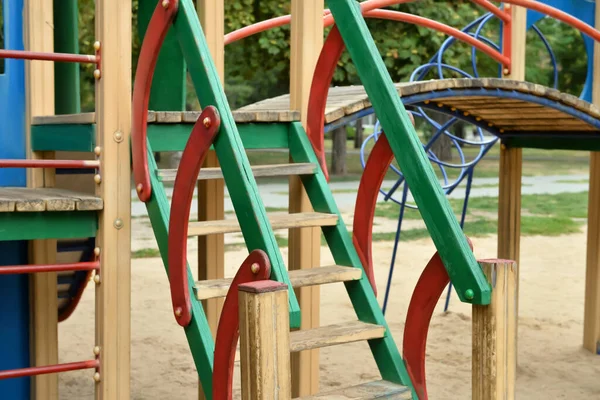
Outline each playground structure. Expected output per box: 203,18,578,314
0,0,599,400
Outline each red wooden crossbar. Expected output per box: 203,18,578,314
0,160,100,169
0,261,99,275
0,360,99,380
0,49,98,64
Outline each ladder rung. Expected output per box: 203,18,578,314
300,380,412,399
157,162,317,182
187,212,338,236
290,321,385,353
194,265,362,300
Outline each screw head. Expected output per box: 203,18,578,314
94,146,102,156
114,131,124,142
250,263,260,274
114,218,124,229
94,174,102,184
94,247,101,257
93,372,101,382
174,307,183,317
162,0,170,8
93,41,101,51
94,69,101,79
437,103,444,108
203,117,212,128
465,289,474,300
501,143,507,151
503,68,510,75
94,274,100,284
136,183,144,193
93,346,100,356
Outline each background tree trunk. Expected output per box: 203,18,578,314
354,118,364,149
331,126,347,175
430,114,453,162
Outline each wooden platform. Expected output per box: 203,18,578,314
0,188,103,212
31,79,600,134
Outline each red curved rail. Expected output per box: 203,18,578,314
212,250,271,400
168,106,221,328
402,237,474,400
0,160,99,169
132,0,179,203
0,359,99,380
0,49,98,64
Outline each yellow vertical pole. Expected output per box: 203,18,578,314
24,2,58,399
197,2,225,398
94,0,132,398
583,0,600,355
289,1,324,397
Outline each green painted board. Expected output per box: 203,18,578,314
327,0,490,305
503,135,600,151
0,211,97,241
31,124,96,152
144,142,215,396
53,0,81,115
288,123,416,397
174,0,300,327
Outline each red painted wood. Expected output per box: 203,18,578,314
132,0,180,202
402,238,474,400
352,135,394,295
168,106,221,327
212,250,272,400
0,261,99,275
238,280,287,294
0,359,99,380
0,49,98,64
0,160,99,169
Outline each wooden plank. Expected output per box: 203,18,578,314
301,381,412,399
158,162,317,182
188,212,338,236
155,111,183,123
95,0,132,398
289,321,385,353
239,281,291,400
194,265,362,301
31,112,96,125
472,260,517,400
0,188,103,212
583,0,600,355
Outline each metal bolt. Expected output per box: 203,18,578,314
503,68,510,75
488,123,494,127
94,174,102,184
93,41,101,51
174,307,183,317
463,112,470,117
424,100,430,105
94,247,101,257
93,372,101,382
437,103,444,108
93,346,100,356
500,129,505,134
451,107,456,112
114,131,124,142
465,289,474,300
476,117,482,122
162,0,170,8
94,146,102,156
94,69,101,79
250,263,260,274
501,144,507,151
136,183,144,193
203,117,212,128
114,218,124,230
94,274,101,284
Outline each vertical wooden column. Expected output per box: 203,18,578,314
289,1,324,397
24,2,58,399
197,2,225,399
472,260,517,400
498,4,526,287
239,281,292,400
95,0,132,398
583,0,600,355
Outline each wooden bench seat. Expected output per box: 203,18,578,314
0,188,103,212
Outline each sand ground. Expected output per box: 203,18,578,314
58,225,600,399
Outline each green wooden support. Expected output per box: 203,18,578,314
288,122,416,397
173,0,301,327
327,0,490,305
53,0,80,114
138,0,186,111
144,142,215,397
0,211,97,241
31,124,96,152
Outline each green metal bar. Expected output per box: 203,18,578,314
0,211,97,241
173,0,301,326
503,135,600,151
53,0,80,114
327,0,490,305
144,141,215,396
289,123,416,397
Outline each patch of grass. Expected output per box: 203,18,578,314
331,188,359,194
374,202,423,220
521,216,583,236
275,234,288,247
555,179,589,185
521,191,588,219
225,243,246,251
132,248,160,258
266,207,288,212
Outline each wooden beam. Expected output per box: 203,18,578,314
472,260,517,400
583,0,600,355
239,281,291,400
24,2,58,399
196,2,225,399
94,0,132,398
289,1,324,397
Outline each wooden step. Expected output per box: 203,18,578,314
157,162,317,182
187,212,338,236
194,265,362,300
301,380,412,399
290,321,385,353
0,188,103,212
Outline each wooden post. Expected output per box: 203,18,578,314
197,2,225,399
289,1,324,396
239,281,292,400
24,2,58,399
472,260,517,400
583,0,600,355
95,0,132,398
